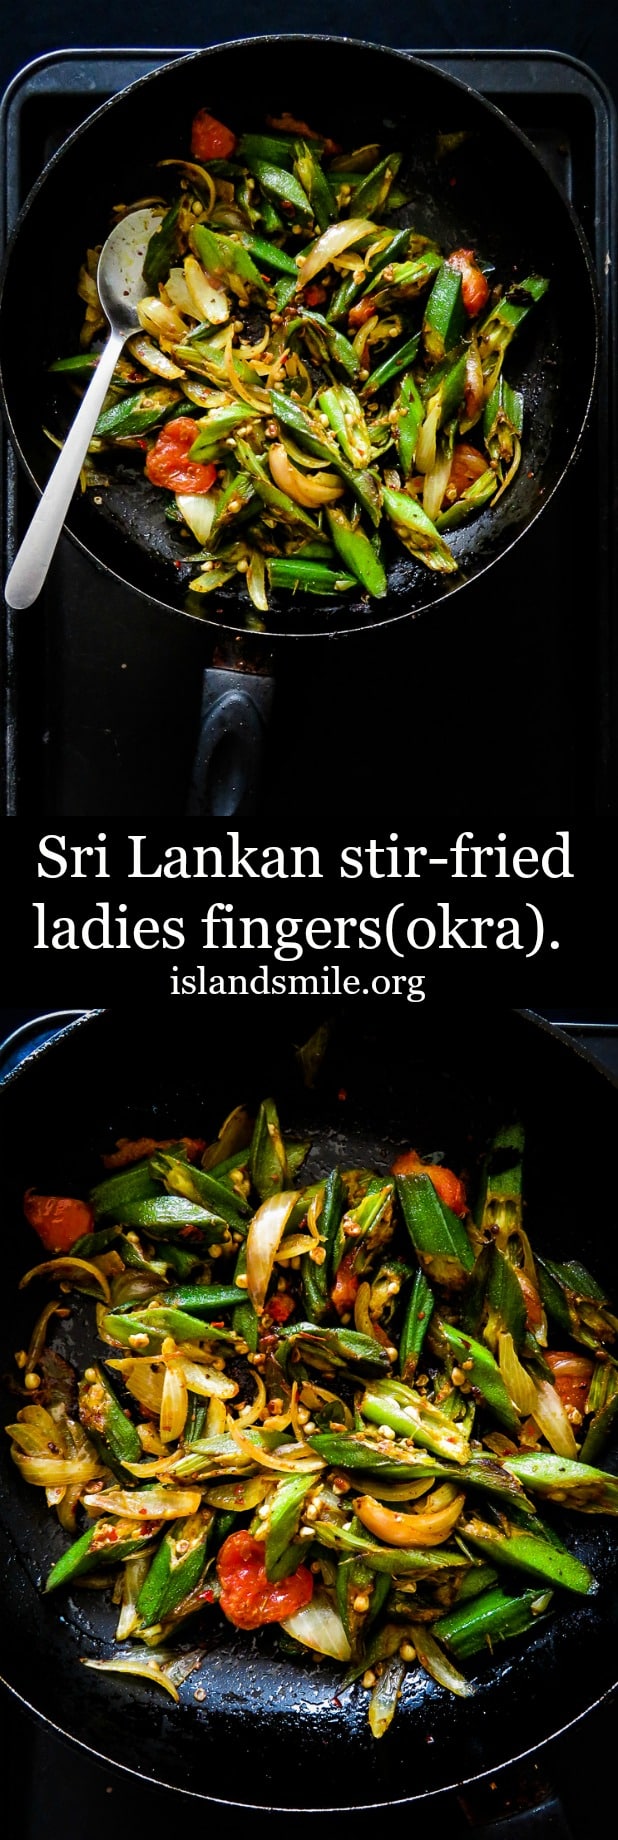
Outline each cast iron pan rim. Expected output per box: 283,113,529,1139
1,1006,616,1809
0,1665,616,1813
0,36,600,643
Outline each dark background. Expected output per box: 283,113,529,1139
1,1,617,1833
1,0,618,106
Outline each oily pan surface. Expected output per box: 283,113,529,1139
0,1007,616,1807
0,39,597,638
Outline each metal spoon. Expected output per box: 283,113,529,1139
4,206,163,611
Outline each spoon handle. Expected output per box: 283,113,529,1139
4,326,127,610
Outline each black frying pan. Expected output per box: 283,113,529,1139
0,1007,616,1813
0,39,599,811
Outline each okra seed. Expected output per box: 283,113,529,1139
299,1525,314,1539
399,1642,416,1661
129,1334,149,1349
304,1503,319,1522
210,1243,222,1256
362,1669,377,1689
24,1372,41,1390
353,1593,370,1614
194,1688,206,1702
257,1504,270,1520
235,1274,248,1289
378,1424,396,1440
451,1366,465,1386
462,1359,474,1371
14,1351,27,1369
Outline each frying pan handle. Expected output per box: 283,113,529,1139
187,665,275,816
460,1770,575,1838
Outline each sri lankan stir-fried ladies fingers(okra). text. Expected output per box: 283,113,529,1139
8,1102,616,1735
51,107,549,624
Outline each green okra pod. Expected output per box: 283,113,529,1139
152,1284,245,1315
151,1154,249,1226
267,558,355,595
46,1518,160,1593
504,1452,618,1515
318,384,373,470
394,372,424,479
536,1256,618,1353
423,262,465,361
325,506,387,597
459,1514,597,1595
293,141,336,230
359,1379,471,1464
434,1583,553,1659
276,1322,391,1375
95,385,181,440
351,151,403,217
240,232,298,276
90,1161,162,1219
397,1172,474,1287
78,1362,141,1468
263,1473,315,1580
359,332,421,399
100,1306,237,1352
137,1510,214,1625
245,156,314,224
439,1320,520,1435
269,391,382,527
399,1268,434,1380
435,469,496,529
301,1168,346,1322
316,1519,470,1574
382,485,457,574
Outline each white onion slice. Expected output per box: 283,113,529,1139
245,1190,299,1312
532,1379,579,1458
297,218,378,288
175,491,217,544
282,1590,351,1661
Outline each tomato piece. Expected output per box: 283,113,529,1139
302,282,328,308
145,419,218,496
268,1293,296,1324
545,1351,593,1415
348,297,376,332
217,1530,313,1629
447,442,488,501
447,248,490,317
101,1135,205,1170
514,1269,544,1333
190,110,237,162
390,1150,467,1217
331,1248,359,1316
23,1190,94,1253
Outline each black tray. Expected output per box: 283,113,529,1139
1,47,616,817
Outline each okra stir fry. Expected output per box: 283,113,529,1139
7,1101,618,1736
54,107,549,621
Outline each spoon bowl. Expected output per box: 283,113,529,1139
4,206,163,610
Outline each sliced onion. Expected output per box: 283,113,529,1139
498,1332,537,1416
11,1449,102,1486
118,1455,177,1478
83,1485,201,1518
246,552,269,616
423,444,453,524
203,1476,272,1510
107,1357,165,1414
409,1623,475,1698
368,1655,406,1739
532,1378,579,1458
183,255,230,325
229,1426,323,1473
275,1233,318,1261
281,1589,351,1661
206,1396,227,1436
245,1189,299,1312
231,1369,267,1428
159,1361,189,1443
176,1356,237,1400
136,296,187,345
175,490,217,545
415,399,440,475
354,1489,465,1548
297,218,378,288
128,333,186,380
354,1281,378,1340
224,330,270,410
116,1552,151,1641
268,444,344,508
491,434,522,505
19,1256,111,1302
82,1653,181,1701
